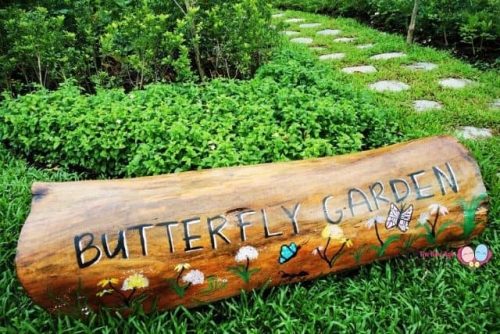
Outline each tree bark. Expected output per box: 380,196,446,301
406,0,420,44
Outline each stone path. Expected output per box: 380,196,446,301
342,65,377,74
281,30,300,36
369,81,409,92
285,18,305,23
405,62,438,71
333,37,356,43
357,44,374,49
370,52,406,60
290,37,313,44
272,12,495,139
414,100,443,112
438,78,473,89
456,126,493,139
300,23,321,28
316,29,342,36
319,53,345,61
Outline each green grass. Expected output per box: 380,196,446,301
1,9,499,333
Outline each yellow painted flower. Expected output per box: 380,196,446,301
174,263,191,272
96,289,113,297
97,278,118,288
121,273,149,291
321,224,345,240
345,239,354,248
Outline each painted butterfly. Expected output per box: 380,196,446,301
385,203,413,232
279,242,300,264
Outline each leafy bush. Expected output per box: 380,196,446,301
0,47,401,178
0,0,278,93
273,0,500,63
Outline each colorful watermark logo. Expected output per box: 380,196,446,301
456,244,493,268
419,243,493,269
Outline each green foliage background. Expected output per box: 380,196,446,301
0,0,279,93
273,0,500,66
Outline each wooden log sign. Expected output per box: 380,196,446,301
16,136,488,314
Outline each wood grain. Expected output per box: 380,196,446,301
15,136,488,314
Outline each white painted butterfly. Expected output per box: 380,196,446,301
385,203,413,232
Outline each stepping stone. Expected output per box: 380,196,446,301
281,30,300,36
370,52,406,60
456,126,492,139
357,43,374,49
272,13,284,18
333,37,356,43
290,37,313,44
310,47,326,51
413,100,443,112
405,62,438,71
316,29,342,36
300,23,321,28
438,78,473,89
342,65,377,74
369,80,409,92
319,53,345,61
285,18,305,23
490,99,500,109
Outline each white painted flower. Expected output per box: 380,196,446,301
235,246,259,262
121,273,149,291
418,212,430,225
321,224,345,240
428,204,449,216
181,269,205,285
365,216,385,229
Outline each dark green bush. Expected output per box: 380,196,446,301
0,0,279,93
274,0,500,63
0,47,401,178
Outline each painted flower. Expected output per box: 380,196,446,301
345,239,354,248
96,289,113,297
365,216,385,229
174,263,191,272
121,273,149,291
182,269,205,285
235,246,259,262
312,246,324,255
321,224,345,240
418,212,430,225
97,278,118,288
428,204,449,216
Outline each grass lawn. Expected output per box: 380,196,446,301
1,9,499,333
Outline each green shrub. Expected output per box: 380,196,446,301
0,0,278,93
0,47,401,178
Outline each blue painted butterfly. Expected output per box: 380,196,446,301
279,242,300,264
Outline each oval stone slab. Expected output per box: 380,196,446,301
370,52,406,60
456,126,493,139
272,13,284,18
316,29,342,36
300,23,321,28
413,100,443,112
490,99,500,109
357,44,374,49
285,18,305,23
333,37,356,43
369,80,410,92
342,65,377,74
439,78,473,89
281,30,300,36
290,37,313,44
319,53,345,61
405,62,438,71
